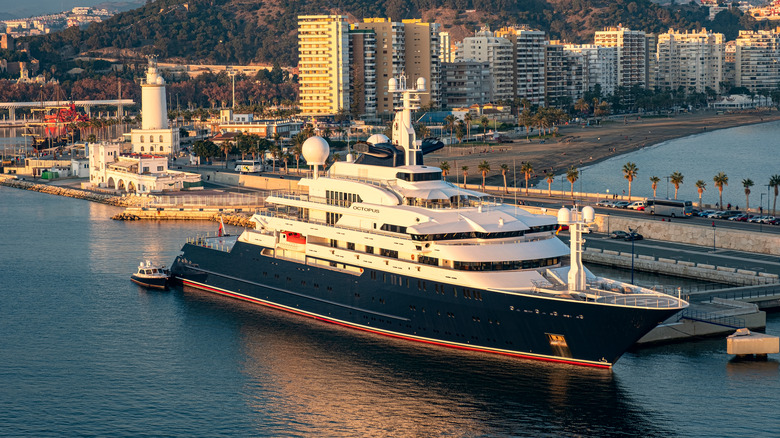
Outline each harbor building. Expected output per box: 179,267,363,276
297,15,351,117
734,29,780,93
495,26,547,106
594,26,648,88
211,109,303,140
130,57,180,156
564,44,617,97
655,29,724,93
458,27,514,102
87,142,201,194
441,60,492,108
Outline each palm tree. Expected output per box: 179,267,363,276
464,113,473,142
500,163,509,194
269,144,281,172
545,171,554,197
574,98,590,116
566,166,579,198
221,140,234,168
770,174,780,215
519,109,534,141
742,178,754,211
440,161,450,181
461,165,469,186
291,142,303,174
713,172,728,208
520,162,534,196
622,162,638,201
670,172,684,200
480,116,490,141
444,115,456,147
455,120,465,144
478,160,491,190
696,180,707,207
650,176,660,198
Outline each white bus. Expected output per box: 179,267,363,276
234,160,265,173
646,198,693,217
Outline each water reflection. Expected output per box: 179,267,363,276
178,290,671,437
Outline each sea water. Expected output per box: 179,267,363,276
570,120,780,210
1,187,778,437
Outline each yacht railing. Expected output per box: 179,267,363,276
186,233,237,252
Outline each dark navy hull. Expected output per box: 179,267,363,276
171,241,682,367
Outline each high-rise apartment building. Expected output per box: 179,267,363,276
564,44,617,97
594,26,648,88
353,18,441,115
298,15,350,117
495,26,547,106
441,61,492,108
655,28,724,93
439,32,455,63
459,27,514,102
348,28,378,119
734,29,780,93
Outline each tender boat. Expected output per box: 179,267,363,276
131,260,171,290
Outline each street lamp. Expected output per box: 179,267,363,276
227,68,237,109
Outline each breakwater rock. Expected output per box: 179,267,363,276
0,177,144,207
112,212,141,221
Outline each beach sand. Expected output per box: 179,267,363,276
427,109,780,186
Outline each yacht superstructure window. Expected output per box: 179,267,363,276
396,171,442,182
380,224,407,234
411,230,526,241
326,190,362,207
453,257,560,271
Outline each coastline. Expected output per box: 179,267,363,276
427,109,780,185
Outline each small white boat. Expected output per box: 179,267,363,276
131,260,171,290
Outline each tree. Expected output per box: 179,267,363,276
566,166,579,197
670,171,684,200
440,161,450,181
650,176,660,198
520,162,534,196
478,160,491,190
713,172,728,208
574,98,590,116
742,178,754,211
519,109,534,141
464,113,472,142
192,139,218,164
696,180,707,207
622,162,638,201
480,116,490,141
291,140,303,173
770,174,780,215
455,120,465,144
221,140,235,168
545,171,554,197
461,165,469,186
444,115,456,147
269,144,281,172
500,163,509,194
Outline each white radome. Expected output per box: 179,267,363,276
388,78,398,92
302,136,329,166
416,77,426,91
367,134,390,145
557,207,572,224
582,206,595,223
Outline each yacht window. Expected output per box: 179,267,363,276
380,224,407,234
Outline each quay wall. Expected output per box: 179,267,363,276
190,170,302,192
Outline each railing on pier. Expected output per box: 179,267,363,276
146,193,267,208
678,309,746,329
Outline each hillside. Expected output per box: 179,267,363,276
20,0,767,69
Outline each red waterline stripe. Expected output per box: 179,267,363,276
181,279,612,369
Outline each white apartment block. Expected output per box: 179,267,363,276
439,32,455,63
496,27,547,106
441,61,492,108
595,26,648,88
656,29,724,93
735,29,780,93
353,18,441,114
564,44,617,97
459,27,514,102
298,15,351,117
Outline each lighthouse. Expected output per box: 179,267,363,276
141,57,168,130
131,57,179,156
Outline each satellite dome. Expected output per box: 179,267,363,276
388,78,398,92
367,134,390,145
582,206,595,223
416,77,426,91
302,136,329,166
156,76,164,85
557,207,571,225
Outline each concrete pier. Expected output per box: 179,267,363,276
727,329,779,358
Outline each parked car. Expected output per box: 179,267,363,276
627,201,646,210
624,232,644,241
759,216,776,224
596,199,614,207
707,210,727,218
610,230,629,239
735,214,754,222
718,210,743,220
748,216,765,223
698,210,716,217
613,201,630,209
